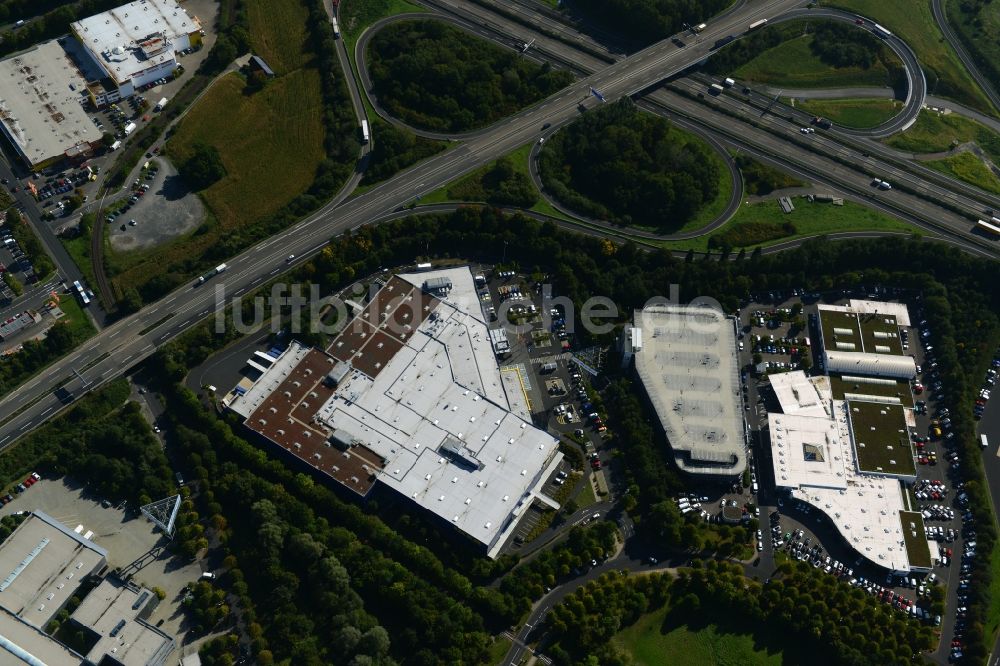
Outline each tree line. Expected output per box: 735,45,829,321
542,559,936,665
145,205,998,663
368,19,575,132
571,0,730,48
537,98,723,231
0,380,174,507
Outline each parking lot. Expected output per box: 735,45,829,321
728,287,973,658
108,159,205,251
0,216,42,296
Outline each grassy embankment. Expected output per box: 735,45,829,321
823,0,997,115
793,97,902,128
735,32,898,88
886,110,1000,194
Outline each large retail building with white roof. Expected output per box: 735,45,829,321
228,267,562,558
768,370,932,572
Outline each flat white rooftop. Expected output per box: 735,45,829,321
0,41,101,167
234,268,562,557
71,0,199,83
769,375,928,572
0,511,107,630
770,371,832,418
634,305,745,476
847,299,912,327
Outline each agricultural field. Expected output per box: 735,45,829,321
793,97,902,129
823,0,997,114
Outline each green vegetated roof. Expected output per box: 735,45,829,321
848,400,915,477
818,308,902,355
828,375,914,408
899,510,933,569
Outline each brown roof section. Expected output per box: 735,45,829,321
245,349,383,495
325,276,439,379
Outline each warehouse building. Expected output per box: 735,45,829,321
0,41,103,169
228,267,563,558
768,371,931,572
70,578,175,666
0,512,177,665
70,0,202,107
816,302,916,379
632,304,746,478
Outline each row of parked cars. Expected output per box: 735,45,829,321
974,359,997,420
1,472,41,505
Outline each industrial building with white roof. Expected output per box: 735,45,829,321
70,0,202,107
0,41,103,169
817,302,916,379
0,511,176,666
768,371,932,572
228,267,562,558
631,304,746,478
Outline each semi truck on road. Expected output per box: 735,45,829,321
197,263,228,285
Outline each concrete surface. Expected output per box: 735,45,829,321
109,159,205,252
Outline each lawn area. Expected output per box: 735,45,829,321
612,606,783,666
886,110,1000,162
484,636,512,664
793,97,902,129
52,294,97,342
669,198,920,252
823,0,997,115
60,231,98,299
925,151,1000,195
987,544,1000,637
575,475,599,508
735,33,897,88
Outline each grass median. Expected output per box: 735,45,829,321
792,97,903,129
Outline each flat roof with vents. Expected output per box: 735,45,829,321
0,41,101,167
0,511,106,630
768,372,928,572
70,0,200,84
228,268,562,557
70,577,175,666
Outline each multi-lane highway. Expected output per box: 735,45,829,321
0,0,811,444
417,0,1000,252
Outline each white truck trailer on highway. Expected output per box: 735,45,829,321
197,263,228,285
